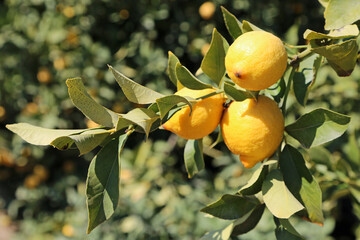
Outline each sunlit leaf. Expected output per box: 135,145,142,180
86,135,128,233
184,139,204,178
176,63,213,90
221,7,242,40
239,165,268,195
266,77,286,103
109,65,165,104
201,28,229,86
241,20,263,33
167,51,183,90
304,25,359,40
66,78,119,128
324,0,360,30
156,95,196,120
285,108,351,148
224,82,254,101
201,222,234,240
201,194,258,220
262,169,304,219
279,145,324,224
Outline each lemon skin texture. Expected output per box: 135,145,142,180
163,88,224,140
221,95,284,168
225,31,288,91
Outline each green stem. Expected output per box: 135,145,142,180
284,43,308,49
290,47,314,67
281,67,296,114
196,88,224,100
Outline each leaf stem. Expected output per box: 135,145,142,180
289,47,314,67
281,67,296,114
196,89,224,100
284,43,308,49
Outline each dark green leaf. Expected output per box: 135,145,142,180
167,51,183,90
86,135,128,233
201,28,229,86
224,82,254,101
262,169,304,219
109,65,165,104
51,128,110,155
275,218,304,240
175,63,213,90
304,25,359,40
231,204,265,236
285,108,351,148
279,145,324,224
221,6,242,40
116,108,159,138
201,194,258,220
266,77,286,103
311,39,358,76
293,54,322,106
241,20,263,33
239,165,268,195
184,139,205,178
324,0,360,30
156,95,196,120
66,78,119,128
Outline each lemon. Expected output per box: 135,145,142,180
163,88,224,139
221,95,284,168
199,2,216,20
225,31,288,91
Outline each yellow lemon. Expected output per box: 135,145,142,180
225,31,288,91
163,87,224,139
199,2,216,20
221,95,284,168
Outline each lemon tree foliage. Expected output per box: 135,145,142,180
5,3,360,239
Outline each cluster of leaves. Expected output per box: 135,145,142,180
6,2,360,238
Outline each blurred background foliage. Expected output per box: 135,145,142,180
0,0,359,239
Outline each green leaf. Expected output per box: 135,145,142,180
311,39,359,76
175,63,213,90
221,7,242,40
109,65,165,104
209,128,223,149
279,145,324,224
223,82,254,101
167,51,183,90
184,139,205,178
86,134,128,233
318,0,329,7
231,204,265,236
239,165,268,195
262,169,304,219
200,222,234,240
266,77,286,103
324,0,360,30
201,28,229,86
293,54,322,106
285,108,351,148
116,108,159,138
51,128,111,155
275,218,304,240
241,20,263,33
156,95,196,120
6,123,86,145
304,25,359,40
201,194,258,220
343,133,360,169
66,78,119,128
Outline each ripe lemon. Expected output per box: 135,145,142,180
225,31,288,91
163,87,224,139
221,95,284,168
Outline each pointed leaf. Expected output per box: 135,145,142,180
86,134,128,233
239,165,268,195
293,54,322,106
66,78,119,128
262,169,304,219
201,28,229,86
224,82,254,101
324,0,360,30
184,139,204,178
156,95,196,120
285,108,351,148
201,194,258,220
311,39,358,76
51,129,110,155
167,51,184,90
304,25,359,40
175,63,213,90
275,218,304,240
116,108,159,138
221,7,242,39
6,123,86,146
231,204,265,236
279,145,324,224
109,65,165,104
266,77,286,103
241,20,263,33
201,222,234,240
